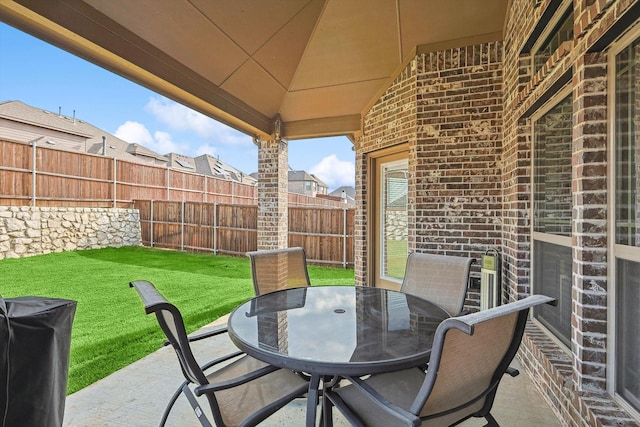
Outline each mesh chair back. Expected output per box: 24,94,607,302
248,247,311,295
412,295,554,426
131,280,309,427
130,281,207,386
401,252,474,316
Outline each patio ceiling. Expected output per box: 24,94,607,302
0,0,507,142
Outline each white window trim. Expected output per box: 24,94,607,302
607,23,640,420
529,83,573,352
379,157,408,284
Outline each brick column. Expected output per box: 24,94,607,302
257,138,288,250
354,145,368,286
572,52,608,393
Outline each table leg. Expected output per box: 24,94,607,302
306,374,321,427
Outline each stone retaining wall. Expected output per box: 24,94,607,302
0,206,141,260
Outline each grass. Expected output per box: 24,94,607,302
0,246,354,394
385,239,408,279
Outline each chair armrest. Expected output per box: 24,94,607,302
199,350,244,372
163,324,229,346
188,324,229,342
194,364,279,396
329,376,421,427
505,366,519,377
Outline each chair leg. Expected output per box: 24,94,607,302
483,413,500,427
160,381,188,426
505,367,519,377
321,383,333,427
180,383,214,427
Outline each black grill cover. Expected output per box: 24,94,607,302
0,296,77,427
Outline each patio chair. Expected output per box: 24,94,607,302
247,247,311,296
401,252,475,316
322,294,555,427
129,280,308,427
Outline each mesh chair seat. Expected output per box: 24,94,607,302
323,295,555,427
130,280,308,427
205,355,310,427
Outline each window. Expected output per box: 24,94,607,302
370,147,409,289
531,91,573,346
533,94,573,236
533,241,572,345
380,159,408,282
533,7,574,73
613,33,640,415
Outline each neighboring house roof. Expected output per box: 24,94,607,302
0,100,92,138
288,170,312,181
166,152,196,171
289,170,323,184
0,100,163,164
194,154,257,185
0,100,254,185
309,174,328,189
329,186,356,205
126,143,168,162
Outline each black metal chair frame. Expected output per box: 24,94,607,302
129,280,308,427
323,294,555,427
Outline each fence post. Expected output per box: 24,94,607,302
31,141,37,206
166,166,170,200
343,207,347,268
150,200,154,248
213,202,218,255
181,200,185,252
113,157,117,208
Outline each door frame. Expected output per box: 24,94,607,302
367,143,409,289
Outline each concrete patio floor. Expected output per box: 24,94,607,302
63,316,563,427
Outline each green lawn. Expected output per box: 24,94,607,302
0,246,354,394
386,239,408,279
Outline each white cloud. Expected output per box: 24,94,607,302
310,154,355,190
114,121,189,155
144,96,251,147
114,121,153,145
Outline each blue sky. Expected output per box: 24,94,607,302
0,23,355,191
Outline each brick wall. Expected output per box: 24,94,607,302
501,0,639,425
414,44,503,259
354,64,417,286
355,43,503,302
354,0,640,424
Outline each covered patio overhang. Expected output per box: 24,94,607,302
0,0,507,249
0,0,507,141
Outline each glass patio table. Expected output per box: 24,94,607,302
227,285,450,427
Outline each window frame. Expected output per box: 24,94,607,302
367,143,409,290
529,83,574,351
529,0,573,72
607,24,640,420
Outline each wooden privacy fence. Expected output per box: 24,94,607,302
134,200,355,267
0,139,347,209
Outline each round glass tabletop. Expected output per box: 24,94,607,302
228,286,450,376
